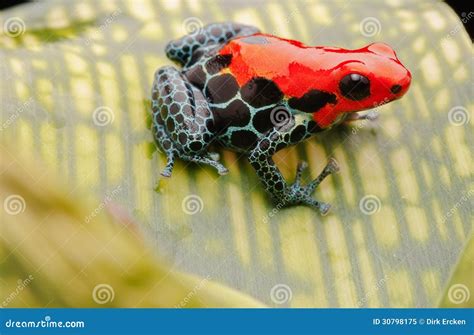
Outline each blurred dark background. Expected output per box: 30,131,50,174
1,0,472,38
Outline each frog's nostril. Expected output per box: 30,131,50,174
391,84,402,94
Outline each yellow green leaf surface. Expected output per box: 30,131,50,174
0,148,265,307
0,0,472,307
439,233,474,308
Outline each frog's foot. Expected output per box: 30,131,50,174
345,110,379,123
160,151,175,178
207,152,220,162
180,153,229,176
151,119,177,178
280,158,339,215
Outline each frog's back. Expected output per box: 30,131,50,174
183,33,327,152
220,34,364,98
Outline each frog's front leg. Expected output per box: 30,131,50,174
151,66,228,177
344,110,379,123
248,129,339,215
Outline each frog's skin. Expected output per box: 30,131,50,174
151,22,411,214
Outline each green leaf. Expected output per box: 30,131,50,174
0,147,265,307
439,233,474,307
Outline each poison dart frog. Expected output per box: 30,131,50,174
151,22,411,214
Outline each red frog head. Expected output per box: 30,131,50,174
221,35,412,128
324,42,411,117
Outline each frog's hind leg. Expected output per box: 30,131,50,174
151,65,228,176
165,22,260,67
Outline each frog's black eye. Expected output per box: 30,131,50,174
339,73,370,101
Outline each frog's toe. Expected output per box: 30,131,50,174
326,157,340,173
302,196,331,215
203,157,228,175
160,152,175,177
366,110,379,121
319,202,331,216
160,169,172,178
204,155,228,175
306,158,339,193
217,166,229,176
214,161,229,175
344,110,379,124
208,152,220,162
